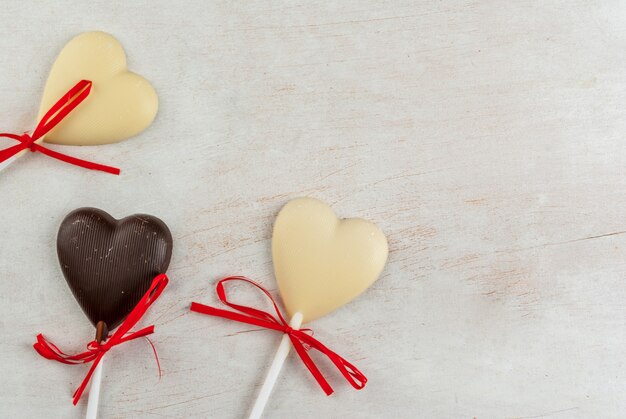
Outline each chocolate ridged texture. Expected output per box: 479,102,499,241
57,208,173,330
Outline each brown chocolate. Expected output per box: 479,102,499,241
57,208,172,331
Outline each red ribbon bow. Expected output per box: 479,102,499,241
190,276,367,395
34,274,168,405
0,80,120,175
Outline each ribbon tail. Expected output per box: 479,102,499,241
32,145,120,175
72,352,104,405
117,325,155,344
0,143,27,163
289,336,334,396
144,337,162,379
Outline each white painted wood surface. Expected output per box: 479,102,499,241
0,1,624,418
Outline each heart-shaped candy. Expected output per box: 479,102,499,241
57,208,172,330
272,198,388,323
39,31,158,145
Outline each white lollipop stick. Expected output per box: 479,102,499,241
249,312,303,419
85,358,104,419
86,321,107,419
0,147,29,173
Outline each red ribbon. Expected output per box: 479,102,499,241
190,276,367,395
33,274,168,405
0,80,120,175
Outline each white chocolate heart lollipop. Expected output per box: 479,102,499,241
249,197,388,419
0,31,158,174
272,197,389,322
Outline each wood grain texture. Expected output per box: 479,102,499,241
0,1,624,418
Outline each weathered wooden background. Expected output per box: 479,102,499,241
0,1,624,418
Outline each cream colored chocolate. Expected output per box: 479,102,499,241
272,198,388,323
38,31,158,145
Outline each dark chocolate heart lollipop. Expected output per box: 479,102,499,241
57,208,173,331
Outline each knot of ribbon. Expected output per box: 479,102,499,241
34,274,168,405
190,276,367,395
0,80,120,175
19,133,36,150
